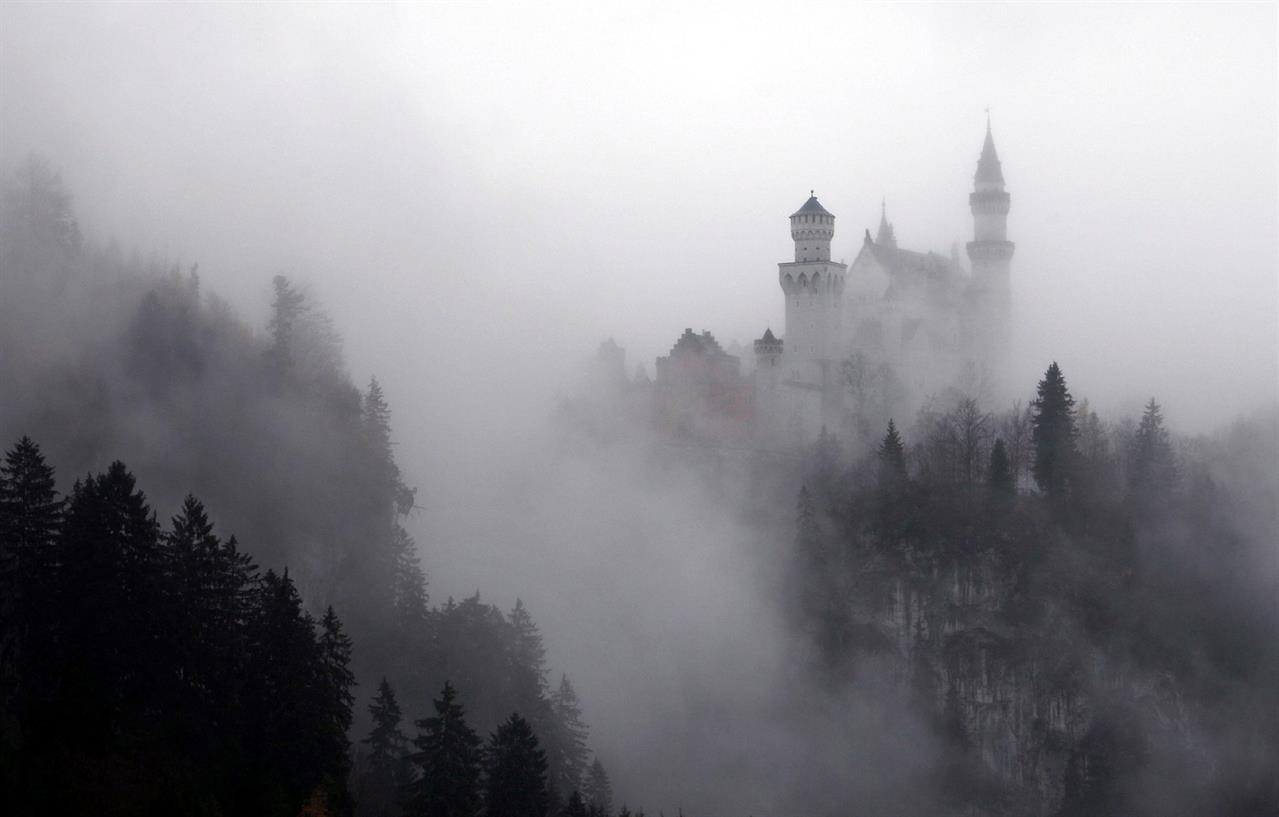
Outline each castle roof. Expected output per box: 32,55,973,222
791,193,833,218
975,120,1005,186
854,237,964,305
667,328,730,358
759,328,778,343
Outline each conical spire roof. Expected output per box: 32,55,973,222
791,191,833,218
876,197,897,247
975,117,1005,186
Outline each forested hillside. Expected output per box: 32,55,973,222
0,157,613,816
784,364,1279,815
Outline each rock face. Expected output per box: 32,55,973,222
878,559,1088,815
833,525,1208,817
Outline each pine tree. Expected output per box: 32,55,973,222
392,524,430,636
406,681,483,817
54,462,166,739
988,438,1014,496
484,713,550,817
318,605,357,806
362,378,401,499
1128,397,1178,509
564,790,589,817
582,758,613,817
0,436,62,594
508,600,552,734
1031,362,1077,499
161,493,254,795
548,675,591,802
0,436,62,802
266,275,307,375
165,495,223,695
242,569,328,816
877,419,907,488
359,678,411,817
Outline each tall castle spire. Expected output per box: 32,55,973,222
975,113,1006,190
876,197,897,249
967,114,1014,350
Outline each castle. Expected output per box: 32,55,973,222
652,119,1014,449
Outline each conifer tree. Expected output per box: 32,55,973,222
318,605,357,804
406,681,483,817
242,569,328,816
1031,362,1077,499
0,436,62,801
548,675,591,802
484,713,550,817
988,438,1014,496
392,524,430,636
362,378,401,496
564,790,589,817
54,462,166,739
0,436,62,592
877,419,907,487
266,275,306,375
508,599,553,739
359,678,411,817
1128,397,1178,509
161,493,253,792
165,495,223,692
582,758,613,817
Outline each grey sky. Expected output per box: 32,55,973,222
3,3,1275,436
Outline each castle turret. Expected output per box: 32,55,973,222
967,116,1014,348
752,328,784,444
790,191,834,262
777,194,847,439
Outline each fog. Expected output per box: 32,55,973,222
2,3,1276,814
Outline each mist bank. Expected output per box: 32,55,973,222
4,144,1278,815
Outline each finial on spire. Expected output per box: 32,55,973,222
985,106,991,131
810,189,814,198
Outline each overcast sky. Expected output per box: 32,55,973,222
4,2,1276,433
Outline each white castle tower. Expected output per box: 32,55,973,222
967,117,1014,351
775,193,847,438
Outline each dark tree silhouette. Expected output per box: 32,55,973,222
582,757,613,817
242,570,334,816
484,713,550,817
319,605,357,808
548,674,591,802
564,790,589,817
0,436,62,803
988,437,1014,496
359,677,411,817
406,681,483,817
877,419,907,488
1128,397,1178,509
1031,362,1077,499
